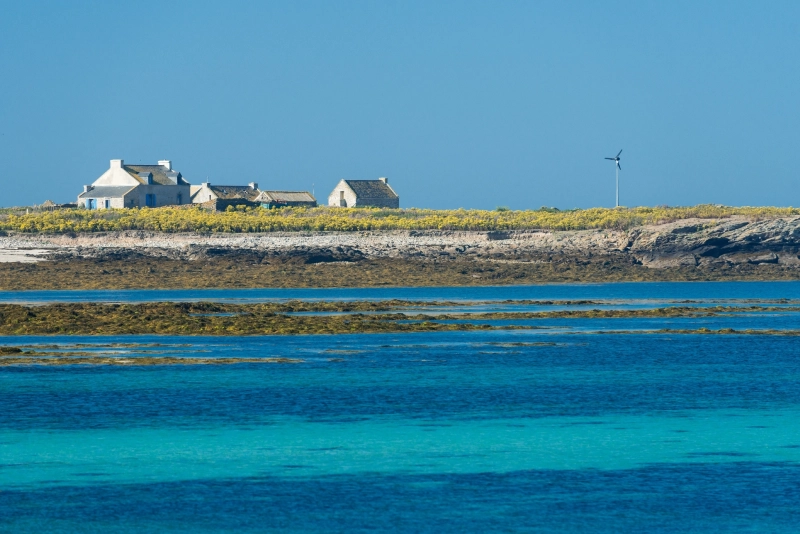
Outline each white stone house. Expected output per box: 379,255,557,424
327,178,399,208
78,159,191,209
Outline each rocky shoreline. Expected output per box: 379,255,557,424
2,215,800,267
2,216,800,288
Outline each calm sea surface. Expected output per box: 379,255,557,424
2,282,800,532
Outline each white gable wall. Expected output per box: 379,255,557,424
327,180,357,207
190,183,219,203
92,160,140,187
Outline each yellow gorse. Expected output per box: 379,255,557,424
1,205,798,234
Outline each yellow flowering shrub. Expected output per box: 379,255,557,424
0,205,797,234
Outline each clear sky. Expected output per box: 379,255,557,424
1,0,798,209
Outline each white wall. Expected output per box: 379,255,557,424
81,185,190,209
327,180,357,207
92,160,140,187
190,184,218,203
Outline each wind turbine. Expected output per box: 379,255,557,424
605,149,622,208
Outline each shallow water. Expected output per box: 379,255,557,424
4,280,800,303
2,282,800,532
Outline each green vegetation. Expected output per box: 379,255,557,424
1,204,798,234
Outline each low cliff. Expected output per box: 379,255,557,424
2,215,800,269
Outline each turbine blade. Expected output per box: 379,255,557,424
617,162,621,170
605,158,615,160
617,149,623,157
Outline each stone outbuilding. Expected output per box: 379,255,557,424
327,178,399,208
78,159,191,209
189,182,262,211
256,190,317,209
190,182,261,203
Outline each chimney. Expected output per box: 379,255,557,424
110,159,124,168
158,160,172,170
378,177,387,184
83,185,93,193
248,182,258,190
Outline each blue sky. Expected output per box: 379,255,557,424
1,0,798,209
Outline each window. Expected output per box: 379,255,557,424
104,199,110,209
146,194,156,207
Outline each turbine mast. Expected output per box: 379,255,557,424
604,149,622,208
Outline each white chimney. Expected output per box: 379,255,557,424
110,159,124,168
83,185,92,193
158,160,172,170
248,182,258,190
378,177,387,184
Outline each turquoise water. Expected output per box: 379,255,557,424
2,283,800,532
4,280,800,303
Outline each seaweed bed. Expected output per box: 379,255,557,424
0,354,303,366
3,256,800,290
2,301,798,366
2,324,798,366
0,302,518,336
0,301,796,336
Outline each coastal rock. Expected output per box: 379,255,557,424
3,216,800,270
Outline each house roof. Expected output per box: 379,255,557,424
257,190,316,203
208,185,261,201
343,180,398,199
123,164,187,186
78,185,137,199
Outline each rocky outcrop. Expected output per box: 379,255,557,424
626,216,800,268
3,216,800,269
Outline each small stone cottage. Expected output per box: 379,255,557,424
190,182,261,210
327,178,399,208
78,159,191,209
256,190,317,208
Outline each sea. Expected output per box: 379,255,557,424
2,281,800,533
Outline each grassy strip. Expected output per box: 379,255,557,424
1,204,798,234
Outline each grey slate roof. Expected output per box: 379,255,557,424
208,185,261,201
258,191,316,203
78,185,136,199
344,180,398,199
124,165,187,186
